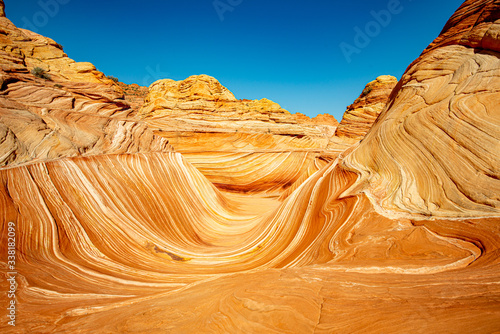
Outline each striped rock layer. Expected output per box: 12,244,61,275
0,1,500,333
0,12,172,167
335,75,398,140
140,74,343,193
342,0,500,219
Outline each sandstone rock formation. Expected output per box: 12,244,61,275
116,81,149,111
309,112,339,126
341,0,500,218
0,11,173,168
139,75,342,193
1,0,500,333
140,74,338,141
335,75,397,140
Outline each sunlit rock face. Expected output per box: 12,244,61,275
116,81,149,111
0,11,171,167
341,0,500,218
1,0,500,333
335,75,398,140
140,74,338,141
139,74,343,193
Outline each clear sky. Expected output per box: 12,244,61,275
5,0,463,121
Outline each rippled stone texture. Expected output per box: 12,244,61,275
1,0,500,333
342,0,500,218
335,75,398,140
0,11,172,167
140,75,343,193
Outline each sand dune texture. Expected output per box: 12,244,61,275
0,0,499,333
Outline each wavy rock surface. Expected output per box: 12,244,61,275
0,13,171,167
342,0,500,218
1,150,498,333
335,75,397,140
0,0,500,333
140,75,343,193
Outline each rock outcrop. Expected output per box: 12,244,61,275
140,75,338,140
116,81,149,111
341,0,500,218
0,0,500,333
0,12,171,167
335,75,397,140
139,75,341,193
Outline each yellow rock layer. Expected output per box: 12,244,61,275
342,37,500,218
0,0,500,332
335,75,397,140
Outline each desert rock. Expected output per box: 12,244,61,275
0,12,171,167
335,75,397,140
341,1,500,218
140,74,341,193
0,0,499,333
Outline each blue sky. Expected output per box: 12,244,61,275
5,0,462,120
